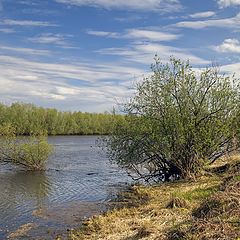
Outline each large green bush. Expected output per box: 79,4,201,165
107,57,240,181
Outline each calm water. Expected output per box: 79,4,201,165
0,136,131,239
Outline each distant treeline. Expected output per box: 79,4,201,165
0,103,124,135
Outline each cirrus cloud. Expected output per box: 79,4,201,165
0,53,144,111
189,11,215,18
1,19,58,27
217,0,240,8
96,42,210,65
174,13,240,29
28,33,73,48
87,29,180,42
55,0,182,12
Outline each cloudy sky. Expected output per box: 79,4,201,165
0,0,239,112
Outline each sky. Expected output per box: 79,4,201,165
0,0,239,112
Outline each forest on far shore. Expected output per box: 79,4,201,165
0,103,123,136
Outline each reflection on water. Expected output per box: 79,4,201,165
0,136,130,239
0,171,50,223
0,171,51,238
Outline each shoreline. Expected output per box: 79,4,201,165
66,155,240,240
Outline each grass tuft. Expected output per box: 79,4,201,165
166,197,189,209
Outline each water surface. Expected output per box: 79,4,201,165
0,136,131,239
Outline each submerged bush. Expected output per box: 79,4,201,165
0,123,53,170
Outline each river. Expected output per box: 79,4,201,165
0,136,131,239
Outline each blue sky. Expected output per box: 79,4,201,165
0,0,239,112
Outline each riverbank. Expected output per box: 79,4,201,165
68,154,240,240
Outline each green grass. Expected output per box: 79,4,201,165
181,186,218,201
233,175,240,181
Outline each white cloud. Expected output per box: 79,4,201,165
28,33,71,47
15,75,39,81
18,1,39,6
55,0,182,12
114,16,144,22
86,30,119,38
0,28,15,33
126,29,179,41
0,45,50,56
97,42,210,65
0,55,143,83
56,86,80,95
213,38,240,53
1,19,57,27
190,11,215,18
174,13,240,29
217,0,240,8
220,62,240,77
0,54,144,112
87,29,180,42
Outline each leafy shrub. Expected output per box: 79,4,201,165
0,123,53,170
107,57,240,181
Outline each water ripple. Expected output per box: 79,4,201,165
0,136,131,239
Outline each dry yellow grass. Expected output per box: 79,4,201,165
68,179,220,239
68,155,240,240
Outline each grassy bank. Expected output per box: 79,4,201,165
67,155,240,240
